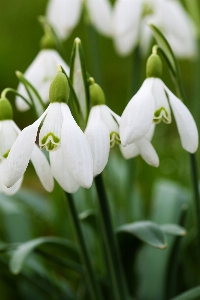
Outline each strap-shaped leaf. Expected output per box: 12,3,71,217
9,237,78,274
149,24,177,76
117,221,167,249
70,38,90,127
161,224,186,236
171,286,200,300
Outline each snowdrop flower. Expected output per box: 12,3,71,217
16,49,69,115
46,0,112,40
120,124,159,167
0,98,54,195
120,54,198,154
85,81,120,176
4,70,93,194
112,0,196,57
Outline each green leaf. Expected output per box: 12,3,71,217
161,224,187,236
117,221,167,249
70,38,90,128
79,209,97,229
9,237,78,275
149,24,177,76
171,286,200,300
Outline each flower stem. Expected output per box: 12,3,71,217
189,154,200,249
65,192,102,300
94,174,129,300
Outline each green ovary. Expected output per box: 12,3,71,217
154,107,170,124
40,132,60,151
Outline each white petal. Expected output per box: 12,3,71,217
158,0,196,58
85,106,110,176
152,78,171,124
39,103,62,150
135,138,159,167
0,120,18,160
166,87,198,153
46,0,82,39
4,108,48,187
100,105,120,134
120,78,155,146
0,160,23,195
120,123,155,159
86,0,112,36
120,143,139,159
61,103,93,188
30,146,54,192
16,49,69,113
112,0,141,55
50,147,79,193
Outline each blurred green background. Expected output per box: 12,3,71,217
0,0,200,299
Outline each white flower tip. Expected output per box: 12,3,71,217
75,37,81,44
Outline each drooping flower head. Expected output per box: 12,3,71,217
4,68,93,193
120,52,198,155
85,78,121,176
112,0,196,57
15,26,70,116
46,0,112,40
0,97,54,195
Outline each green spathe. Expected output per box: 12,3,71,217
49,72,70,103
146,54,162,78
89,81,106,106
0,98,13,120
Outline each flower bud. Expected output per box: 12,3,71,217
89,79,106,106
146,54,162,78
0,98,13,121
49,69,70,103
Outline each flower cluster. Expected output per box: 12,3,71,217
0,26,198,196
46,0,196,58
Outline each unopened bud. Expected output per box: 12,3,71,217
49,69,70,103
146,54,162,78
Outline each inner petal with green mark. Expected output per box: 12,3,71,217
40,132,61,151
142,2,154,18
153,107,171,124
110,132,121,148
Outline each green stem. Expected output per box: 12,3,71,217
65,192,102,300
1,88,32,108
165,205,188,300
189,154,200,250
172,69,200,253
94,174,129,300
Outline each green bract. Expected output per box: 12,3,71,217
89,81,106,106
146,54,162,78
0,98,13,120
49,71,70,104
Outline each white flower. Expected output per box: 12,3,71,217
16,49,69,115
4,102,93,193
112,0,196,57
120,124,159,167
120,78,198,154
85,105,120,176
46,0,112,39
0,120,54,195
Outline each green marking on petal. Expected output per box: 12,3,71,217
3,149,10,159
40,132,60,151
142,2,154,18
154,107,171,124
110,132,121,148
